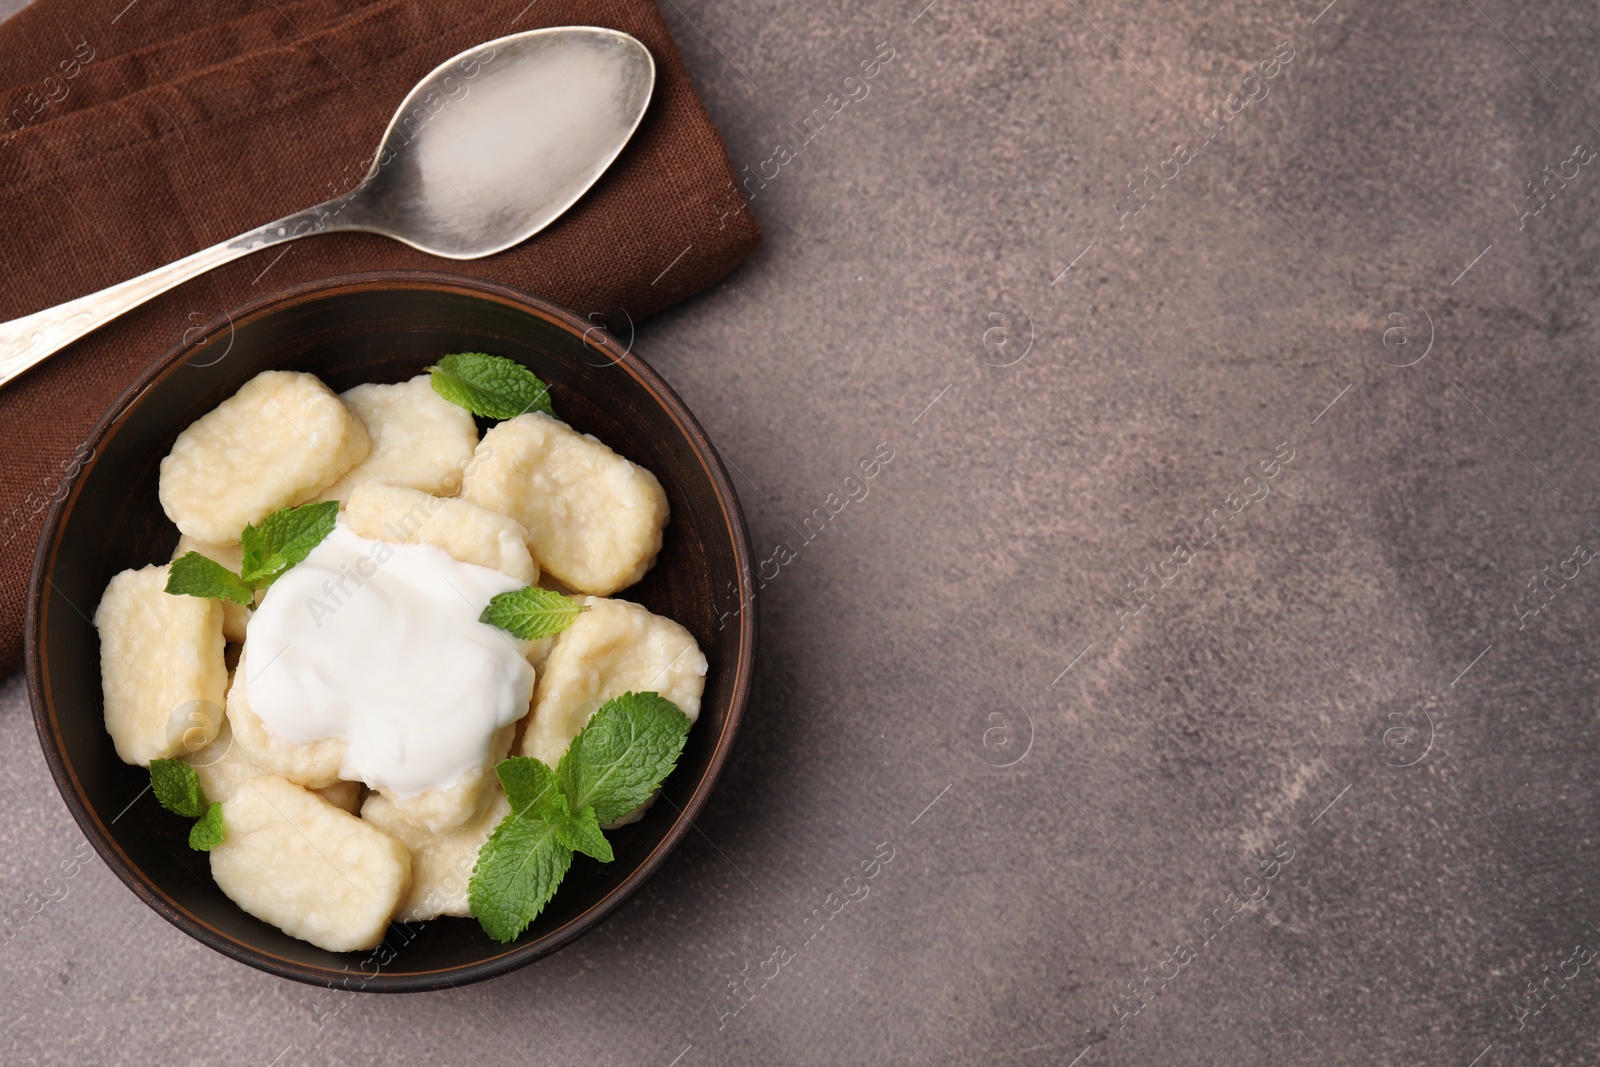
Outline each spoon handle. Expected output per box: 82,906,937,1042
0,202,342,390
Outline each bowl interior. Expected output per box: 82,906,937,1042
27,273,753,990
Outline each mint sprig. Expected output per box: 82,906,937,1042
555,805,613,863
148,759,225,851
429,352,555,420
468,758,575,943
151,758,208,818
189,802,225,851
239,500,339,588
479,587,586,639
165,501,338,604
468,692,691,942
556,692,690,826
166,552,255,605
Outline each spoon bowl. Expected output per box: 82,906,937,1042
0,27,656,387
346,28,654,257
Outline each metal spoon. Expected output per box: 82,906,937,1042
0,26,655,389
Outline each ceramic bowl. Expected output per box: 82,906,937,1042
26,271,755,991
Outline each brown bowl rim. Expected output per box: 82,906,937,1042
23,270,756,992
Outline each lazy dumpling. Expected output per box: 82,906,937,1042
210,775,409,952
95,564,227,766
519,596,706,768
461,412,668,595
315,375,478,504
159,370,368,543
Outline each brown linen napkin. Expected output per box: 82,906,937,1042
0,0,761,675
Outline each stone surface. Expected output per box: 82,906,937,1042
5,1,1600,1064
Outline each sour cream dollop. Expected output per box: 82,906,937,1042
243,523,535,796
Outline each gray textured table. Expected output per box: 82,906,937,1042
6,1,1600,1064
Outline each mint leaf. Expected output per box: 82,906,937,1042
188,802,225,851
469,804,574,943
556,805,613,863
468,757,575,941
429,352,554,420
150,759,208,819
556,692,690,826
151,760,225,850
239,501,338,588
165,552,254,605
495,757,565,818
479,587,586,639
467,699,692,943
